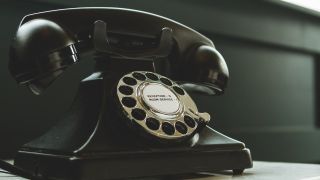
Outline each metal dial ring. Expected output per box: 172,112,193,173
116,71,211,141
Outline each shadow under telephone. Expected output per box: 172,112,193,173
2,7,252,180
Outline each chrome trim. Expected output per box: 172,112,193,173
116,71,211,141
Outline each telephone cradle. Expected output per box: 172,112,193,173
9,8,252,180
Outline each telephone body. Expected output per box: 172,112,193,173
9,8,252,180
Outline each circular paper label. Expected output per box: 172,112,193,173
142,83,180,114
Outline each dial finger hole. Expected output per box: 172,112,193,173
123,77,137,86
160,77,173,86
162,122,175,135
184,115,196,128
131,108,146,120
118,85,133,95
121,97,136,108
145,72,159,81
173,86,185,95
132,72,146,81
146,117,160,130
175,121,188,134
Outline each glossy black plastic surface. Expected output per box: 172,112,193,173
10,8,251,180
10,8,229,95
14,75,252,180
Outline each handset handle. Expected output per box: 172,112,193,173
93,20,173,59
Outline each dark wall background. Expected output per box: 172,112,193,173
1,0,320,163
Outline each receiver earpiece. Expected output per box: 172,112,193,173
181,45,229,95
9,19,79,95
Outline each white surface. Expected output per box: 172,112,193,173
280,0,320,12
142,83,180,114
185,161,320,180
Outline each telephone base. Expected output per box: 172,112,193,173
14,128,252,180
13,75,252,179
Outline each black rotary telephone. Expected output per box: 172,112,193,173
5,7,252,180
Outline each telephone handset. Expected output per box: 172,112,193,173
7,8,251,180
9,8,228,96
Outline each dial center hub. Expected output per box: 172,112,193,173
141,83,180,114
